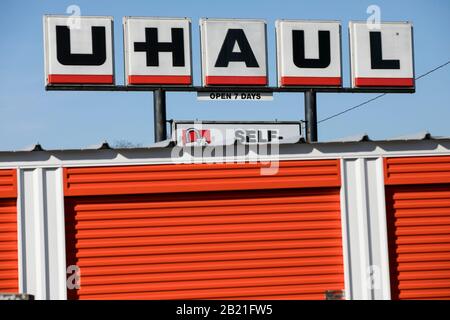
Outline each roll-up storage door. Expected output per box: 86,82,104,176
385,156,450,300
64,160,345,300
0,169,18,293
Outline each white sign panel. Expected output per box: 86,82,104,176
197,92,273,101
349,21,414,88
123,17,192,85
174,122,302,146
200,19,268,86
276,20,342,87
44,15,114,85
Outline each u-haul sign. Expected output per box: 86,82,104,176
44,15,414,89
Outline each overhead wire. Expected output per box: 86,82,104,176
318,59,450,124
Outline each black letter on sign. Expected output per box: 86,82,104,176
134,28,185,67
215,29,259,68
56,26,106,65
292,30,331,68
369,31,400,69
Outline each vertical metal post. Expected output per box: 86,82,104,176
304,90,318,142
153,88,167,142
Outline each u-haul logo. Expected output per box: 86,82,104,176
181,128,211,146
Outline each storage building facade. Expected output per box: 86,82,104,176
1,135,449,300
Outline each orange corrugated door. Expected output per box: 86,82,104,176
65,188,344,300
0,199,18,293
386,185,450,300
385,156,450,300
0,169,18,293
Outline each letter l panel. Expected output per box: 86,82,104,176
349,21,414,88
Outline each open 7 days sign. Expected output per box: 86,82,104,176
43,16,415,89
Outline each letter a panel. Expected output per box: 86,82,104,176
43,15,114,85
276,20,342,87
200,19,268,86
123,17,192,85
349,21,414,88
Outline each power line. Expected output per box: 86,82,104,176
318,59,450,124
318,93,387,124
415,60,450,80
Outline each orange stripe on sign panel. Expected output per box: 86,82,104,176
128,75,191,85
65,188,344,300
47,74,114,84
281,77,342,86
205,76,267,85
355,77,414,87
386,184,450,300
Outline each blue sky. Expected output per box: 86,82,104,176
0,0,449,150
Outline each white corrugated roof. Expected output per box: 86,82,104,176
3,131,450,153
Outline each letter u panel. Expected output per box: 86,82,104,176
0,169,18,293
62,160,345,299
384,156,450,299
276,20,342,87
43,15,115,85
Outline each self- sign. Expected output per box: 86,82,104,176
44,15,414,89
173,121,302,146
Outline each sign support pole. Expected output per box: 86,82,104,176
304,89,318,142
153,88,167,142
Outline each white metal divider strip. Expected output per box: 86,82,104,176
16,168,24,295
340,158,391,300
17,167,67,300
372,158,391,299
355,158,372,299
44,168,67,300
339,161,352,300
340,158,370,299
18,168,45,299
